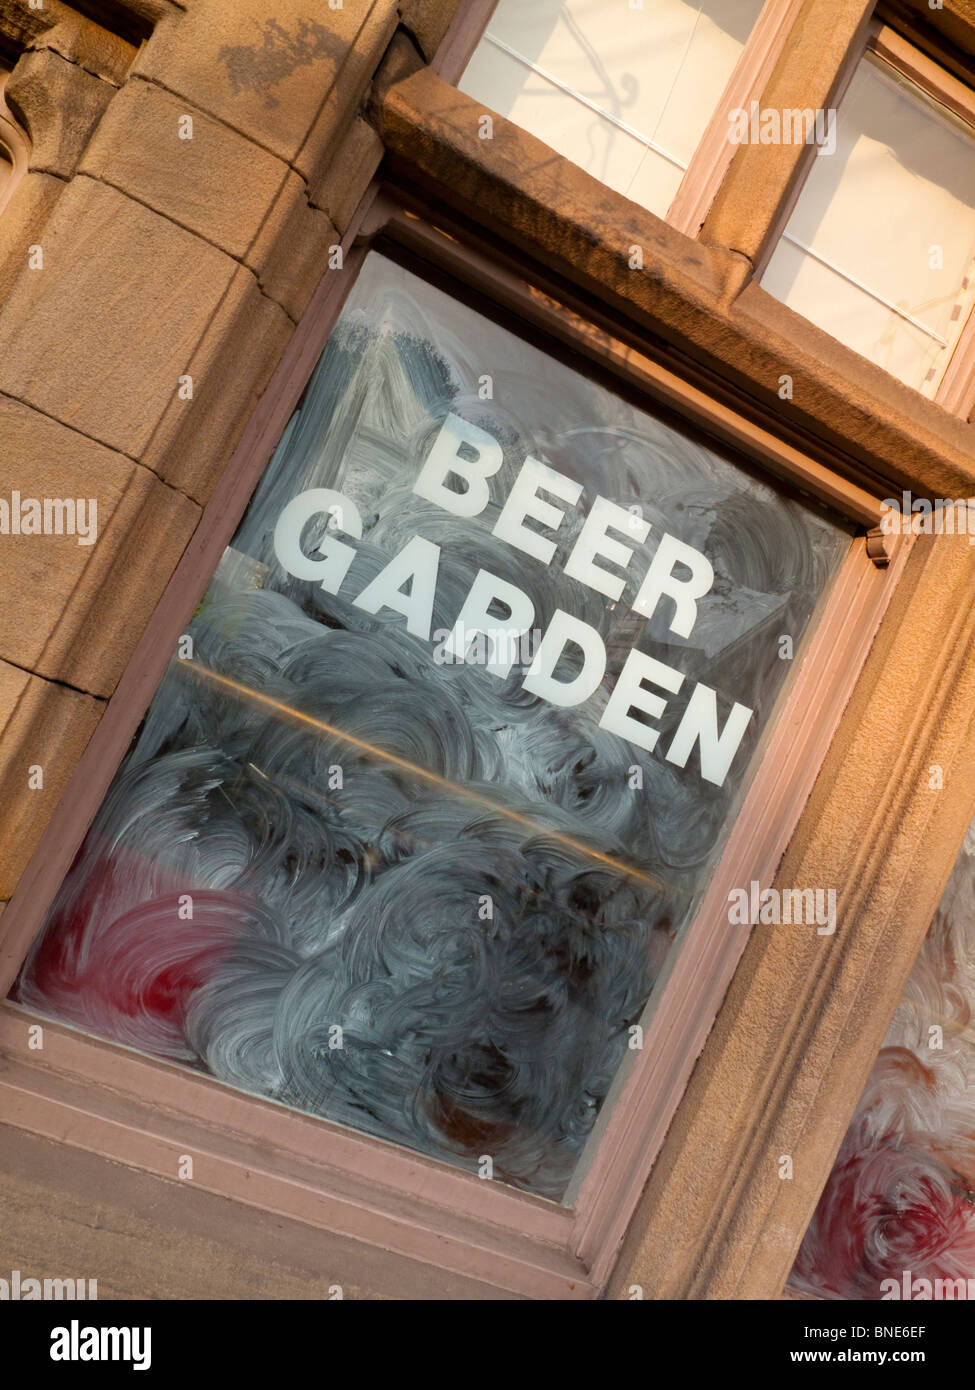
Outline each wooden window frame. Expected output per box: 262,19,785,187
666,0,807,238
0,183,912,1300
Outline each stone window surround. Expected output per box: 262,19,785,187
0,0,973,1300
0,184,914,1298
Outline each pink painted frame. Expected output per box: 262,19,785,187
667,0,807,239
0,185,911,1300
432,0,500,84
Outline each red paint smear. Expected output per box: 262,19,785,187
795,1126,975,1298
16,837,260,1054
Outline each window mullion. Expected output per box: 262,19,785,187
697,0,874,275
667,0,805,238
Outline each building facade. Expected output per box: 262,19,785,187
1,0,974,1300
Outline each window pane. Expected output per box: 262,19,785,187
762,54,975,393
459,0,765,217
792,809,975,1300
14,252,850,1201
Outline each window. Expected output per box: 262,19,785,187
13,248,853,1204
792,806,975,1300
762,30,975,395
459,0,767,220
456,6,975,405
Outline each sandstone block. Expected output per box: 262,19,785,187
132,0,398,167
6,48,115,179
0,1,137,86
0,176,240,460
0,660,103,898
309,115,382,233
399,0,465,62
291,0,398,190
144,264,294,503
0,169,63,305
245,170,339,321
0,395,199,696
79,77,298,262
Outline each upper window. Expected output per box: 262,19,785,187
13,250,851,1203
762,42,975,395
459,0,766,219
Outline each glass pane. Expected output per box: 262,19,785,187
762,54,975,393
792,809,975,1300
14,252,850,1201
459,0,765,217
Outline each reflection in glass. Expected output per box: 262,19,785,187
15,254,849,1199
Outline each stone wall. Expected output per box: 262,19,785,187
0,0,408,900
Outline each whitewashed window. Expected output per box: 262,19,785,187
15,252,851,1202
762,50,975,395
459,0,766,218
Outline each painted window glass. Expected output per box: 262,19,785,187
793,810,975,1299
459,0,765,218
762,52,975,394
14,252,850,1201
